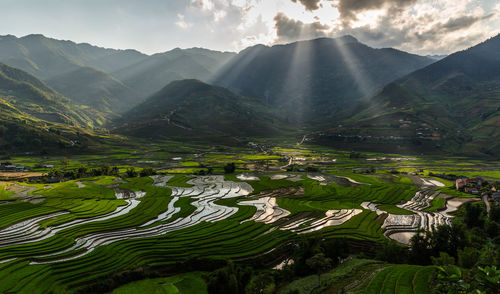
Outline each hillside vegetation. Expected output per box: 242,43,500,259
213,36,434,123
312,34,500,157
115,79,289,141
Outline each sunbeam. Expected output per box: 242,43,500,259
278,26,315,128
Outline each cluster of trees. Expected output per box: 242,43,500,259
125,167,156,178
47,165,120,180
46,165,158,180
206,261,253,294
205,238,350,294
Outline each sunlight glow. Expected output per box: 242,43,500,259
350,9,385,29
279,24,315,126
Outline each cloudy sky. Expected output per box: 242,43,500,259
1,0,499,55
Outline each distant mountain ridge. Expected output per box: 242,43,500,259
0,34,147,79
112,47,235,102
0,34,235,114
213,36,434,124
313,34,500,156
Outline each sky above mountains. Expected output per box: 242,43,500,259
1,0,499,55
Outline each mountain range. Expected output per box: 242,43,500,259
0,33,499,157
213,36,434,123
311,34,500,156
0,34,234,114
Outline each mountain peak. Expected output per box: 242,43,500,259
337,35,359,44
21,34,46,40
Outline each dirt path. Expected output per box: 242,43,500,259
279,157,294,171
297,135,307,145
483,195,491,214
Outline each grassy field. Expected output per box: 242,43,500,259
112,272,207,294
280,259,383,294
0,184,14,200
355,264,435,294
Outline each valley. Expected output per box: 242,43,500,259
0,142,498,293
0,11,499,292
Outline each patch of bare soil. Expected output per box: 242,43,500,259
0,172,44,180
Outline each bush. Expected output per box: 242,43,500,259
464,203,485,228
224,163,236,174
432,252,456,266
377,241,409,264
458,247,480,268
206,261,252,294
126,167,138,178
140,167,156,177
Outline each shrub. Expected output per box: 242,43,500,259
224,163,236,174
458,247,480,268
126,167,138,178
140,167,156,177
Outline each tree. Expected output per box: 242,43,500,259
99,164,110,176
207,261,252,294
376,241,408,264
110,166,119,176
126,167,137,178
489,206,500,223
0,125,7,137
458,247,480,268
48,168,63,180
224,163,236,174
432,252,456,266
306,253,332,287
476,266,500,293
245,273,274,294
409,230,432,265
77,166,88,178
140,167,156,177
434,265,469,293
464,203,485,228
322,239,350,266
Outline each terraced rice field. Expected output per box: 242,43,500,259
355,265,435,294
361,178,479,244
0,171,476,293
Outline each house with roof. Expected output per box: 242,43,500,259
456,178,467,190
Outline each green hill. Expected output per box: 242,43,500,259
47,67,138,114
312,34,500,157
0,62,107,151
115,79,288,141
213,36,434,124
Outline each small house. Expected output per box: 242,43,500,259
456,178,467,190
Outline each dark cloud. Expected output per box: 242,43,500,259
338,0,418,21
442,14,494,32
291,0,322,11
410,14,494,43
342,11,495,55
274,12,331,43
281,0,498,55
